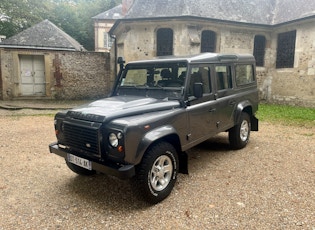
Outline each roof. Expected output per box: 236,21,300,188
0,19,85,51
92,4,123,20
119,0,315,26
127,53,255,65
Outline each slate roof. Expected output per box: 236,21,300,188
92,4,123,20
0,19,85,51
121,0,315,26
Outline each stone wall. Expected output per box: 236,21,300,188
258,21,315,107
0,49,111,100
51,51,111,99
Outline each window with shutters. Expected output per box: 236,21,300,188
104,32,114,49
276,30,296,68
156,28,173,56
201,30,216,53
253,35,266,67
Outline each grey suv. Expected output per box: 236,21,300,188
49,53,259,203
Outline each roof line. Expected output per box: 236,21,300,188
0,45,78,51
110,15,271,34
110,14,315,34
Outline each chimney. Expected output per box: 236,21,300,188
122,0,134,15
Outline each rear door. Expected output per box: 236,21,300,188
213,64,236,131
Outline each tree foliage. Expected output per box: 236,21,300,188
0,0,120,50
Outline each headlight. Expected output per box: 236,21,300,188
109,133,119,147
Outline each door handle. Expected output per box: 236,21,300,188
209,108,216,112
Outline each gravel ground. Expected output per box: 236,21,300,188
0,108,314,230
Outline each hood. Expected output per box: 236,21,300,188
65,96,181,122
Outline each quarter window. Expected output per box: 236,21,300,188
253,35,266,67
235,65,255,86
201,30,216,53
157,28,173,56
276,30,296,68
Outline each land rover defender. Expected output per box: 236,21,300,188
49,53,259,203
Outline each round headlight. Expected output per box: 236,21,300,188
109,133,119,147
117,132,123,139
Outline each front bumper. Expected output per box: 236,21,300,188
49,142,135,179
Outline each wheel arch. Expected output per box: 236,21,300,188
135,125,187,173
234,101,258,131
234,100,253,124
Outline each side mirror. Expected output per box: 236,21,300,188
117,57,125,65
193,83,203,99
117,57,125,72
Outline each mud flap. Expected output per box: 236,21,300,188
178,152,188,174
251,115,259,131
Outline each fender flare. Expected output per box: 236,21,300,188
134,125,179,164
234,100,258,131
234,100,253,124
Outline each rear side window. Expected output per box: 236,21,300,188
215,65,232,90
235,65,255,86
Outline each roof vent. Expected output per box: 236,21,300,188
0,35,6,42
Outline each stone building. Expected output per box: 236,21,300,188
103,0,315,107
93,4,124,52
0,20,110,100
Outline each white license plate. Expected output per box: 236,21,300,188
67,154,92,170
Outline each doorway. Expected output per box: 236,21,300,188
19,55,46,96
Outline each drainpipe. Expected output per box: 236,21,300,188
110,34,117,76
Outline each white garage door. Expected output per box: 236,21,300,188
20,55,46,96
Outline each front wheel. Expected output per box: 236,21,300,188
229,112,251,149
134,142,179,204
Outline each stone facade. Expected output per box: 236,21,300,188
0,48,111,100
111,18,315,107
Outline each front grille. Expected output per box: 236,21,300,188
63,121,101,157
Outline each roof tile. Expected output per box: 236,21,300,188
0,20,85,51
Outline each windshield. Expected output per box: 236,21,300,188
116,62,187,99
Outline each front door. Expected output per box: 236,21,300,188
186,65,218,145
20,55,45,96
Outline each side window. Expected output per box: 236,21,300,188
189,66,211,96
215,65,232,90
235,65,255,86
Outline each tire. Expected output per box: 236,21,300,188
66,161,96,176
229,112,251,149
134,142,179,204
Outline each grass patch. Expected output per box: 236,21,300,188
257,104,315,127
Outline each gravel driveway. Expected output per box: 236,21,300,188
0,109,314,229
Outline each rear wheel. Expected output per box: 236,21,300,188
229,112,251,149
66,161,96,176
134,142,178,204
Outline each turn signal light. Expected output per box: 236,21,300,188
117,145,124,152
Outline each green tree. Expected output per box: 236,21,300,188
0,0,53,37
0,0,120,51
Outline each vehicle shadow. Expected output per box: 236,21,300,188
64,173,150,211
186,134,233,173
63,134,233,210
